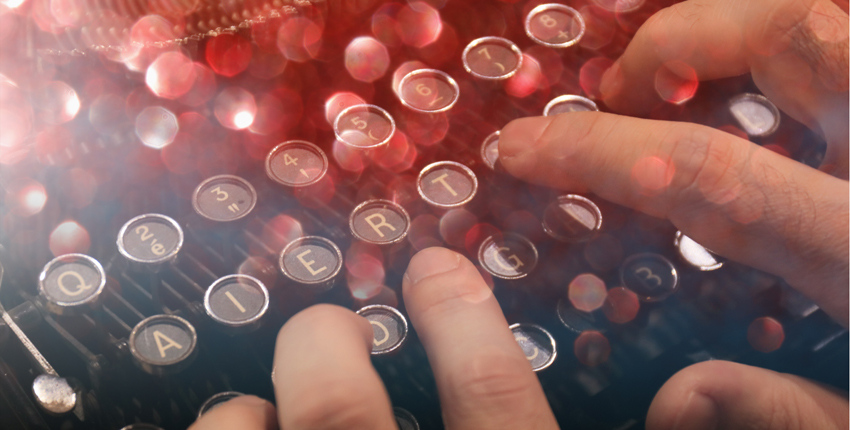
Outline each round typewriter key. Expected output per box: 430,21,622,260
543,95,599,116
480,131,501,170
542,195,602,242
620,253,679,302
525,4,586,48
462,37,523,80
394,407,420,430
729,93,780,137
117,214,183,271
204,274,269,332
356,304,408,355
478,233,538,280
265,140,329,187
349,199,411,245
279,236,343,290
674,231,723,271
38,254,106,315
417,161,478,208
398,69,460,113
557,298,607,334
129,314,198,375
510,323,557,372
193,175,257,223
198,391,244,418
334,104,395,149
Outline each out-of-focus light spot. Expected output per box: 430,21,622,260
505,54,543,98
579,57,614,99
399,110,448,146
49,220,90,256
325,92,367,125
6,179,47,216
332,138,367,173
371,2,403,47
146,51,197,99
263,214,303,251
178,62,217,106
373,130,417,173
631,156,674,192
396,2,442,47
593,0,644,13
277,17,323,62
248,46,288,79
206,34,253,77
574,331,610,366
35,81,80,124
408,214,442,250
579,6,617,50
602,287,639,323
439,209,477,248
526,46,565,90
464,223,501,255
135,106,178,149
392,61,428,96
747,317,784,353
655,61,698,104
345,250,386,299
1,0,26,8
568,273,607,312
214,87,257,130
50,0,85,27
345,36,390,83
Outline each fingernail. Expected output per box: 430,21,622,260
673,392,719,430
599,59,622,100
499,116,553,160
404,247,461,285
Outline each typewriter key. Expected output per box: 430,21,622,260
480,131,501,170
542,195,602,242
398,69,460,113
204,275,269,333
525,4,586,48
265,140,329,187
462,37,523,80
356,305,408,355
198,391,244,418
349,199,411,245
334,104,395,149
478,233,538,280
193,175,257,223
417,161,478,208
394,407,420,430
543,95,599,116
510,323,557,372
620,253,679,302
729,93,780,137
279,236,343,291
129,314,198,375
38,254,106,315
117,214,184,271
674,231,723,271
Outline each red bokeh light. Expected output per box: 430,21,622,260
579,57,614,100
655,61,699,105
747,317,785,353
602,287,640,323
574,331,611,367
206,34,253,77
396,2,442,48
568,273,608,312
49,220,91,256
505,53,543,98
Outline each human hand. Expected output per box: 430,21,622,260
498,0,849,428
190,247,561,430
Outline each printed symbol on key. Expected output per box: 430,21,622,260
356,305,409,355
334,104,395,149
398,69,460,113
510,323,557,372
478,233,538,280
205,274,270,332
117,214,183,268
192,175,257,222
39,254,106,315
266,140,329,187
350,200,411,245
462,37,522,80
129,314,198,375
417,161,478,208
279,236,343,290
525,4,586,48
621,253,679,302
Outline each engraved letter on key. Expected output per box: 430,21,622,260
365,213,396,238
296,250,328,276
57,271,93,297
153,330,183,358
431,173,458,196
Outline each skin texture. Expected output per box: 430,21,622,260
192,0,848,428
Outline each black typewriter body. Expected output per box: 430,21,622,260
0,0,846,429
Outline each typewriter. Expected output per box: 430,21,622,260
0,0,846,429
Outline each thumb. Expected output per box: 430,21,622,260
647,360,848,430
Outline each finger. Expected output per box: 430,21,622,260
402,247,559,430
188,396,276,430
599,0,849,173
647,360,849,430
499,113,849,326
272,304,396,430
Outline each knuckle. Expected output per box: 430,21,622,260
666,126,739,209
447,353,537,408
287,380,381,430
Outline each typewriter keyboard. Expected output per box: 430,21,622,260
0,0,845,429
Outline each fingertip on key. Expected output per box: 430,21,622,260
499,116,552,160
403,247,461,286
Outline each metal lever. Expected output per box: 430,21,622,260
0,260,77,415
